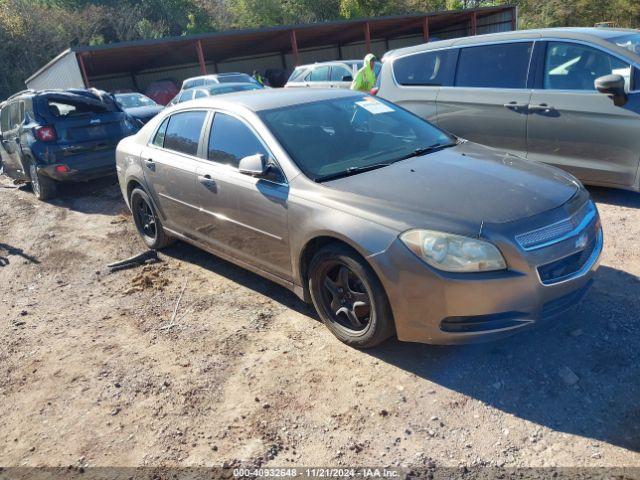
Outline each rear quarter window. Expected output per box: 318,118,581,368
455,42,533,89
393,49,457,86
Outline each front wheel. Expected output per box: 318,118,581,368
130,187,174,249
308,244,395,348
29,164,57,200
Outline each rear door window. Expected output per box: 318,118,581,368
309,66,330,82
330,66,353,81
0,104,10,132
208,112,268,168
178,90,194,103
543,41,631,91
163,111,207,156
9,102,21,129
455,42,533,89
394,49,458,86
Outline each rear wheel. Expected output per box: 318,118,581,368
29,164,57,200
308,244,395,348
130,187,174,249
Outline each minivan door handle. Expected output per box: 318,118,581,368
503,101,529,109
198,174,217,188
528,103,556,112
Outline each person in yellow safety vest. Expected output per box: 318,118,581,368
252,70,265,86
350,53,377,92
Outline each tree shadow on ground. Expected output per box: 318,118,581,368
365,265,640,452
160,241,315,319
0,242,40,267
588,186,640,208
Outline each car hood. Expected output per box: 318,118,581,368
124,105,163,119
321,141,579,234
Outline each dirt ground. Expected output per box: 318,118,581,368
1,174,639,470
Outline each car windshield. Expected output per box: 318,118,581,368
208,84,262,95
605,33,640,55
115,93,157,108
259,95,455,182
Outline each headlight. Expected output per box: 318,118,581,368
400,229,506,273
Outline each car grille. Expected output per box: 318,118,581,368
515,201,595,251
537,230,600,285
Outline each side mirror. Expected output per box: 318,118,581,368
595,74,628,107
342,75,353,82
238,153,267,177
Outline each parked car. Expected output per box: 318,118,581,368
116,89,601,348
377,27,640,192
168,82,264,106
0,88,139,200
145,79,179,106
285,60,382,89
114,92,163,125
181,73,262,91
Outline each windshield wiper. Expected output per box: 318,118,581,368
396,142,457,161
314,141,458,183
315,162,395,182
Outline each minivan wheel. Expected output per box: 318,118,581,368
308,244,395,348
130,188,174,249
29,164,57,201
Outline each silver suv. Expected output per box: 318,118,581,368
378,27,640,192
285,60,382,89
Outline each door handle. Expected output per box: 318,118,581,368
144,158,154,164
528,103,555,112
198,174,216,185
503,101,529,109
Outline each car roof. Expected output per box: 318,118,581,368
296,59,379,69
385,27,640,61
175,88,362,113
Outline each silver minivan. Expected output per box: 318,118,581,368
378,28,640,191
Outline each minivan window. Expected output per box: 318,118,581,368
309,66,330,82
456,42,533,89
208,112,268,168
152,117,169,147
163,111,207,156
194,90,208,99
394,49,457,86
543,42,631,91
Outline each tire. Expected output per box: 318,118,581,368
308,243,395,348
29,163,57,201
130,187,174,249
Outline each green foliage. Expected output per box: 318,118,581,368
2,0,640,100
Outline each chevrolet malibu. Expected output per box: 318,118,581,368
115,89,602,348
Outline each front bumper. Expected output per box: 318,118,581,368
369,202,602,345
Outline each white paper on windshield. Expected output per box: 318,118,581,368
356,100,395,114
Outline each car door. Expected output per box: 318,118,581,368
0,101,25,178
385,48,458,123
329,64,353,89
196,111,291,279
140,110,208,237
527,40,640,187
436,41,534,157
